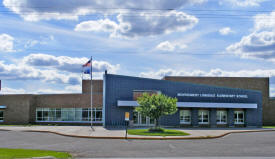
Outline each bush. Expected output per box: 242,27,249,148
148,127,165,132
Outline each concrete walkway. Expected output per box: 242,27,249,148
0,126,274,139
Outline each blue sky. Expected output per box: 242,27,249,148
0,0,275,95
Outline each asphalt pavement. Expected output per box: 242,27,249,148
0,130,275,158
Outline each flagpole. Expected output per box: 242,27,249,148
90,56,94,131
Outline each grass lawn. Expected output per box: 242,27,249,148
128,128,190,136
263,126,275,128
0,148,72,159
0,124,58,126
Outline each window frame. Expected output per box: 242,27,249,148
216,110,227,124
198,110,209,124
0,110,4,122
180,109,191,124
234,110,245,124
35,108,103,123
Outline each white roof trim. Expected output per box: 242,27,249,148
0,105,7,109
118,101,139,107
177,102,257,109
117,100,257,109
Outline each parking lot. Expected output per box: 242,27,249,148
1,130,275,158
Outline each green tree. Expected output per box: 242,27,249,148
136,93,178,130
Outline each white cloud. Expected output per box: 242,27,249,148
227,31,275,60
0,85,81,94
0,87,27,94
222,0,267,7
64,85,81,92
140,68,275,79
24,35,54,49
0,33,14,52
3,0,205,21
3,0,200,38
0,54,119,86
156,41,187,52
34,85,81,94
22,53,120,73
75,11,198,38
226,11,275,62
75,19,118,33
156,41,175,51
254,11,275,31
0,60,81,85
219,27,234,35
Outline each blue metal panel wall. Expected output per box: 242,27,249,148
104,74,262,127
228,109,234,127
191,108,199,127
210,108,217,127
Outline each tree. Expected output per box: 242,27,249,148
136,93,178,130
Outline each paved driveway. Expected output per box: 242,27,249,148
0,130,275,158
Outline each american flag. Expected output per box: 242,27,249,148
83,59,92,74
83,60,91,67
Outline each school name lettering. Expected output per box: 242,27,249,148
177,93,248,98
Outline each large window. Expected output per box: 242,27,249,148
198,110,209,124
216,110,227,124
0,110,3,122
234,110,244,124
36,108,102,123
180,110,191,124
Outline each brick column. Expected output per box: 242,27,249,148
210,108,217,128
191,108,198,127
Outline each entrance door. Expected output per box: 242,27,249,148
133,112,155,126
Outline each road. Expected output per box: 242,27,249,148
0,130,275,158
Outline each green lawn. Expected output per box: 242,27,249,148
0,124,58,126
263,126,275,128
128,128,190,136
0,148,72,159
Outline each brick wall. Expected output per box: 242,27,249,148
0,95,32,124
0,80,103,124
82,80,103,94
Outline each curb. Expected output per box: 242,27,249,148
0,129,11,131
0,128,273,140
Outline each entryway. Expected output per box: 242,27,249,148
133,112,154,126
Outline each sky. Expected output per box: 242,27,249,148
0,0,275,96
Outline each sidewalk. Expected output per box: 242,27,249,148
0,126,274,139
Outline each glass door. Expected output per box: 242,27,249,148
140,115,147,125
133,111,155,126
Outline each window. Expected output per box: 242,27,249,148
216,110,227,124
234,110,244,124
36,108,102,123
93,108,102,122
132,111,154,126
82,108,90,121
36,108,43,121
198,110,209,124
180,110,191,124
0,110,3,122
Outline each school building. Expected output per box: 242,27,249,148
1,72,275,127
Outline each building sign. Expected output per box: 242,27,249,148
125,112,130,121
177,93,248,99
